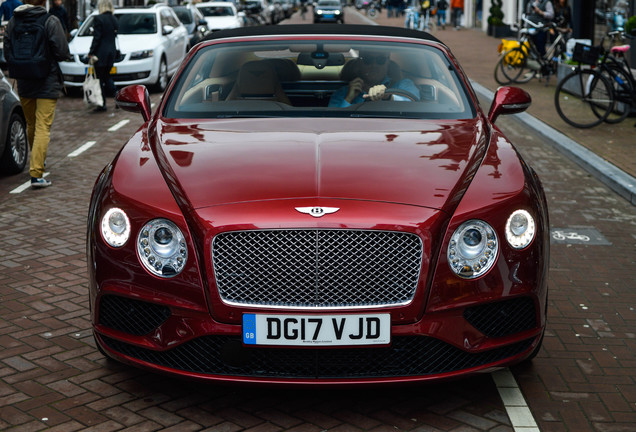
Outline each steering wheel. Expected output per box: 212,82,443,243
362,88,419,102
383,88,420,101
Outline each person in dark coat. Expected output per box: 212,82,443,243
4,0,70,188
1,0,23,21
88,0,118,112
49,0,69,33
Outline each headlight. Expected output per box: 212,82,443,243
316,10,323,14
447,220,498,279
130,50,154,60
137,219,188,277
505,210,536,249
101,208,131,247
335,10,341,14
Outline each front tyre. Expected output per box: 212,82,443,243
555,69,614,128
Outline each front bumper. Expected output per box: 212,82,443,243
59,56,157,87
93,293,543,384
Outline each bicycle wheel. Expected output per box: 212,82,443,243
496,47,535,84
598,64,633,124
494,54,512,85
555,69,614,128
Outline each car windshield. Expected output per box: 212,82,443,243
317,0,341,6
163,40,475,120
116,13,157,34
78,13,158,36
173,7,193,24
198,6,235,16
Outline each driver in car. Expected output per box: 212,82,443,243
329,51,420,107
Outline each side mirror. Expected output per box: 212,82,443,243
116,85,151,122
163,25,175,35
488,86,531,124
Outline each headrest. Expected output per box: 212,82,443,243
235,61,277,96
265,58,301,81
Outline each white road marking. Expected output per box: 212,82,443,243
10,172,50,194
67,141,97,158
108,119,130,132
492,369,540,432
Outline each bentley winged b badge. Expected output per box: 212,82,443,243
295,207,340,218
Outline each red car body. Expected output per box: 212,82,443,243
88,25,548,384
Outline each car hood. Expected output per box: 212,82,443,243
153,117,487,212
202,16,240,28
69,34,159,55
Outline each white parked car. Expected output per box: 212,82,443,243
60,5,189,92
195,2,242,31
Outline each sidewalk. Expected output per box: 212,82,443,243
346,10,636,204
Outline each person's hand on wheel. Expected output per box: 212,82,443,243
366,84,387,101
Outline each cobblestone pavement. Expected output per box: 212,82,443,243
0,12,635,432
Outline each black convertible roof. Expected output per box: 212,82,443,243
201,24,443,45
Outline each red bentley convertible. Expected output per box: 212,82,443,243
88,25,549,384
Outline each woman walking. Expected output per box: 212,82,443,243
88,0,118,112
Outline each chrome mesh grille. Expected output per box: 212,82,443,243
212,230,423,308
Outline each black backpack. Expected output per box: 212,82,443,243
7,13,51,80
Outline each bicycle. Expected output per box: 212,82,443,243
365,0,381,19
404,3,436,32
494,15,568,86
404,5,420,29
554,32,635,128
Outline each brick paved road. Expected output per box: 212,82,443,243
0,13,635,431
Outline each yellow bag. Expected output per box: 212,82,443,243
498,39,530,66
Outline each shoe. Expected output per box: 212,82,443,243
92,106,107,113
31,177,51,188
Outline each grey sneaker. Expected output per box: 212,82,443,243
31,177,52,188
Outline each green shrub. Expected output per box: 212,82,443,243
625,16,636,36
488,0,504,26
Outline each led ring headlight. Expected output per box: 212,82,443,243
448,220,498,279
505,209,536,249
137,219,188,277
101,208,131,247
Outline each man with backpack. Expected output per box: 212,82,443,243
4,0,69,188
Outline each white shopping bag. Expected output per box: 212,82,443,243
83,69,103,108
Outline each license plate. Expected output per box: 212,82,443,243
85,67,117,74
324,14,334,18
243,313,390,346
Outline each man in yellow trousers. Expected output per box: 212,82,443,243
4,0,70,188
